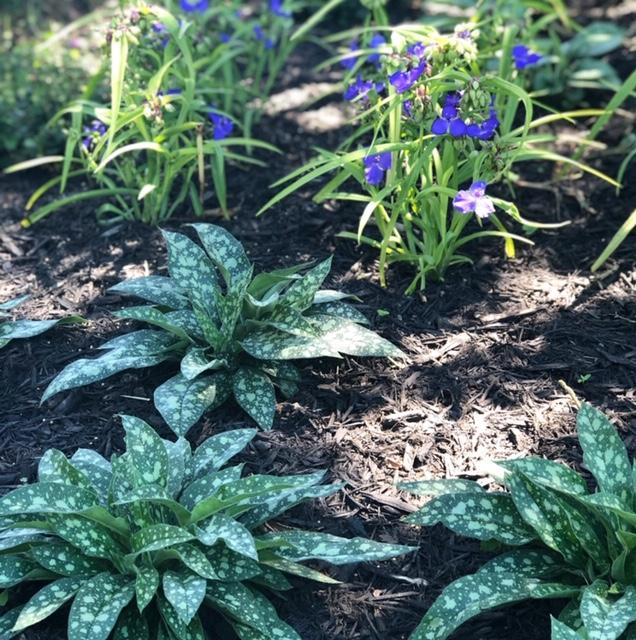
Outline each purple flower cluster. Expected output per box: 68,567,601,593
512,44,542,70
431,93,499,140
368,34,387,68
254,24,275,49
82,120,107,151
453,181,495,218
179,0,209,12
208,109,234,140
344,75,385,103
270,0,291,18
364,152,392,186
389,43,427,94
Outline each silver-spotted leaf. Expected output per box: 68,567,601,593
29,541,109,576
157,594,205,640
13,577,84,632
0,556,38,588
577,403,632,507
310,301,369,325
268,531,413,565
154,372,231,437
0,483,99,517
113,306,191,341
172,544,219,580
109,276,187,309
135,564,159,612
205,546,261,581
580,581,636,640
283,257,332,311
112,606,150,640
163,570,206,624
180,465,244,511
405,491,536,545
121,415,169,488
400,479,486,497
164,437,192,498
497,458,588,496
67,573,134,640
37,449,94,492
551,617,583,639
99,330,178,355
69,449,112,499
232,368,276,430
191,428,256,479
131,524,194,554
181,346,225,380
47,514,123,561
196,514,258,560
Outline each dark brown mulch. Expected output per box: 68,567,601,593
1,5,636,640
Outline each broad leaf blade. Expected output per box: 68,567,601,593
232,367,276,430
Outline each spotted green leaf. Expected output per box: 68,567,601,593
207,581,302,639
164,437,192,498
241,329,340,360
109,276,187,309
180,465,245,511
0,530,45,552
135,564,159,612
99,329,178,354
113,306,191,341
310,301,370,325
163,570,206,624
498,458,588,496
577,403,632,507
0,483,98,516
283,257,332,311
477,549,563,580
580,581,636,640
67,573,134,640
580,492,636,528
29,541,109,576
42,348,171,402
268,531,413,565
112,606,150,640
172,544,219,580
191,428,256,479
405,491,536,545
121,415,169,488
259,553,340,585
47,514,123,561
113,486,190,524
13,577,84,632
69,449,112,499
205,546,261,581
507,473,585,566
0,317,80,348
191,223,251,288
196,513,258,560
181,346,226,380
410,572,579,640
0,557,38,588
399,479,486,497
0,606,22,639
232,367,276,430
154,372,231,437
162,230,220,318
157,595,205,640
266,307,318,338
551,617,583,639
37,449,94,492
131,524,194,554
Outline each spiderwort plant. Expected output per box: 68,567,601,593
260,24,618,292
42,224,402,434
0,415,412,640
401,402,636,640
0,294,83,350
15,4,276,226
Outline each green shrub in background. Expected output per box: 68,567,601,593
42,224,402,433
402,402,636,640
0,415,412,639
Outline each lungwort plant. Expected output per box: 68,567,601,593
401,402,636,640
0,294,82,350
0,416,411,639
259,24,617,292
13,4,275,225
43,224,402,433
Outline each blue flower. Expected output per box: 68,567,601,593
208,110,234,140
220,32,232,44
344,75,384,102
368,34,386,66
512,44,542,70
82,120,107,150
254,24,275,49
431,92,499,140
341,39,359,70
403,100,413,118
389,60,426,94
179,0,209,12
158,88,182,96
407,42,426,58
364,152,392,186
453,181,495,218
270,0,292,18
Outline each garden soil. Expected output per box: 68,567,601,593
0,2,635,638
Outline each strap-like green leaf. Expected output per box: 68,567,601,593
267,531,414,565
154,372,231,437
0,483,98,516
283,257,332,311
99,330,179,355
580,581,636,640
121,415,169,488
191,429,256,479
163,570,206,625
406,491,535,545
112,605,150,640
206,546,261,581
47,514,123,561
0,606,23,639
551,617,584,639
164,438,192,498
0,529,45,552
180,465,244,511
577,403,632,507
399,479,486,497
109,276,187,309
69,449,112,499
13,577,84,632
181,347,226,380
498,458,588,496
232,367,276,430
113,306,192,341
113,485,190,524
37,450,93,490
309,301,369,325
0,556,38,588
29,541,109,576
172,543,219,580
67,573,134,640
